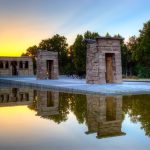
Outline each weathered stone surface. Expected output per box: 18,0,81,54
36,50,59,80
0,56,34,76
86,37,122,84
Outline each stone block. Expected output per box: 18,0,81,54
86,37,122,84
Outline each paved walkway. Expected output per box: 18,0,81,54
0,77,150,95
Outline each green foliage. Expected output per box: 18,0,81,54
123,94,150,136
72,31,99,76
22,20,150,78
24,45,38,57
121,43,128,75
84,30,99,39
122,36,138,76
23,34,69,74
70,94,87,124
44,93,87,124
105,32,111,37
73,34,86,75
134,64,150,78
22,45,38,75
39,34,68,74
122,20,150,78
136,21,150,66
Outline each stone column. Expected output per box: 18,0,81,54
4,61,6,69
28,60,34,76
22,61,26,69
9,61,12,75
16,61,19,75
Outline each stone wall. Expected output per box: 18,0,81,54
0,56,33,76
86,37,122,84
36,50,59,80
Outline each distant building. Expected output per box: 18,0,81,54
86,37,122,84
0,56,34,76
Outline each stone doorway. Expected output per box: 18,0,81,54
86,37,122,84
46,60,53,79
11,61,18,75
105,53,113,83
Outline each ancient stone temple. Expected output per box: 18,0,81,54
86,37,122,84
36,50,59,80
0,56,33,76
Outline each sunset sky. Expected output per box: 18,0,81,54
0,0,150,56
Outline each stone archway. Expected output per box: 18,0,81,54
46,60,53,79
105,53,113,83
86,37,122,84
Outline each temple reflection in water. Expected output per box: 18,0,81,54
0,86,125,139
86,94,125,138
36,90,59,117
0,86,33,107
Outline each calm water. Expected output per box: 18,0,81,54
0,84,150,150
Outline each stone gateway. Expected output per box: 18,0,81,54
86,37,122,84
36,50,59,80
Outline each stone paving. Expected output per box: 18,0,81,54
0,76,150,95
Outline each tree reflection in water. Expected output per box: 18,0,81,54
28,89,125,138
123,94,150,137
1,86,150,139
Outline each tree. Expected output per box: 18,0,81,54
105,32,111,37
128,21,150,78
121,43,128,76
22,45,38,74
84,30,99,39
123,94,150,136
72,31,99,76
22,35,69,74
125,36,138,76
120,20,150,78
113,34,131,77
64,45,75,75
136,20,150,66
73,34,86,76
38,34,68,74
22,45,38,57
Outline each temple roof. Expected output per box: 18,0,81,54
96,36,124,40
84,36,124,44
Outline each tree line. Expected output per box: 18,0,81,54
22,20,150,78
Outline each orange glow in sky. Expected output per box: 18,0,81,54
0,24,48,56
0,0,150,56
0,38,36,56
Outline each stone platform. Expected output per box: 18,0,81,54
0,76,150,95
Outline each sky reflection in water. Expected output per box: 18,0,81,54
0,85,150,150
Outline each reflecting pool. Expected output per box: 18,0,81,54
0,84,150,150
